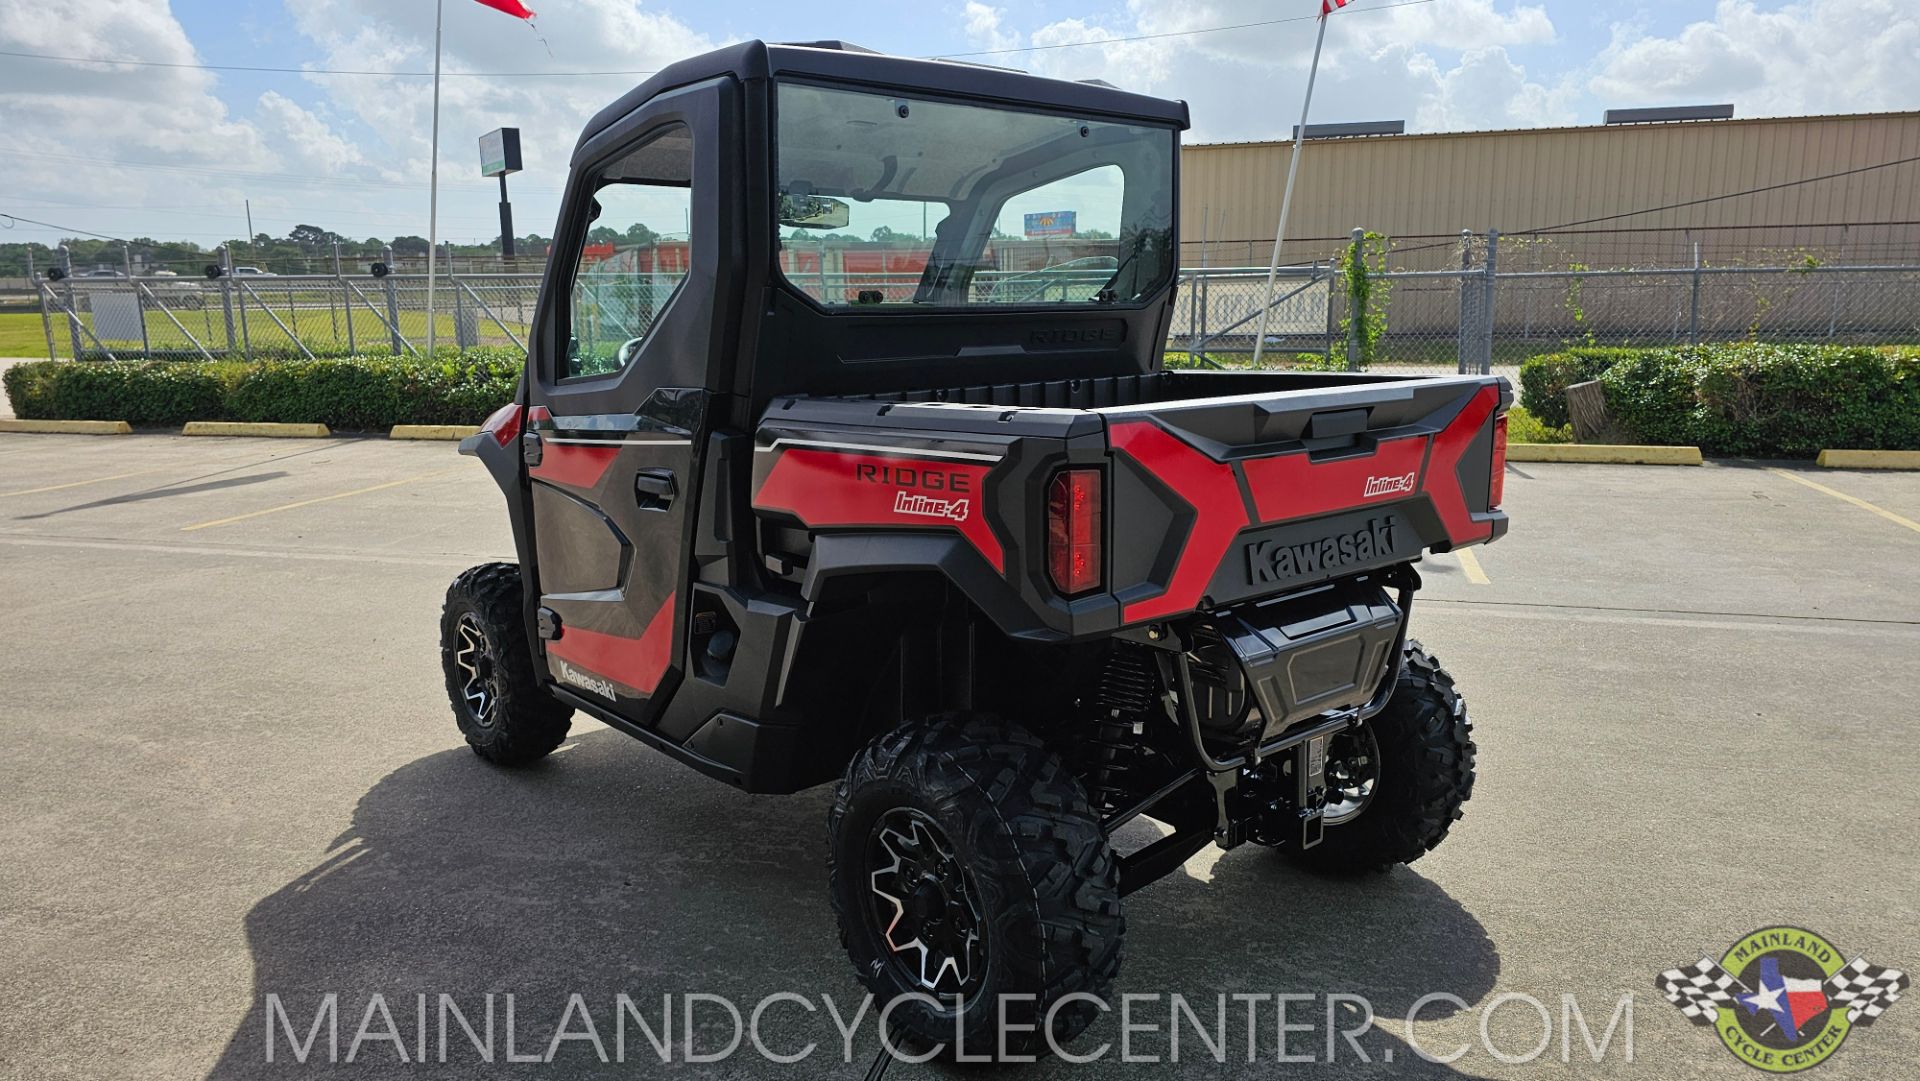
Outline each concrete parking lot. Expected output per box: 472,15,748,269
1,433,1917,1080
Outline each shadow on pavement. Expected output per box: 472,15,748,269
209,728,1498,1079
14,472,289,519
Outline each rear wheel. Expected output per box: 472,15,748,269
440,563,573,766
827,713,1123,1058
1286,641,1475,874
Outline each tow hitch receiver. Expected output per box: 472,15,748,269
1298,733,1329,848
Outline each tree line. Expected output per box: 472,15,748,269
3,220,1122,278
0,224,556,278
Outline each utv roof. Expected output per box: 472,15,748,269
576,40,1191,156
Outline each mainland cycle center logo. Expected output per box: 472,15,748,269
1658,926,1908,1072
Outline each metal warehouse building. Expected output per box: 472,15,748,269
1179,110,1920,271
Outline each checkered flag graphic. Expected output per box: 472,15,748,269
1825,958,1909,1025
1658,957,1746,1025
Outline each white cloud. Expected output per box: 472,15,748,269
1026,18,1174,88
944,0,1573,140
273,0,719,239
1589,0,1920,115
961,1,1020,54
0,0,283,240
1415,45,1578,130
255,92,367,176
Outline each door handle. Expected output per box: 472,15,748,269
635,468,677,509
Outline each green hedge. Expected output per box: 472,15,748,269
1602,345,1920,458
1505,404,1572,444
1516,347,1641,427
4,349,522,430
1518,344,1919,458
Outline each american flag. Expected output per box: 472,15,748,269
1321,0,1350,16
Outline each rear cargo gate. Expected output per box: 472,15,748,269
1104,380,1504,623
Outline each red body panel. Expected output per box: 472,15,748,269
1109,421,1250,623
531,442,621,491
545,592,677,696
1242,433,1431,524
1423,385,1499,544
754,447,1006,572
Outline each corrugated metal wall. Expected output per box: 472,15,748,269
1181,111,1920,271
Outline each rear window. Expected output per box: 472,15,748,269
773,81,1177,310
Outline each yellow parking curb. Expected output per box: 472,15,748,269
390,424,481,441
1507,443,1703,465
182,421,330,438
0,419,132,435
1816,449,1920,470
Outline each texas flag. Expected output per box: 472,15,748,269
1738,957,1831,1043
472,0,535,17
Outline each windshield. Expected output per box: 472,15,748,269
774,81,1176,309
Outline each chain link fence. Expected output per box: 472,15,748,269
1174,227,1920,377
36,266,541,361
25,226,1920,371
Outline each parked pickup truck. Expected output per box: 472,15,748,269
442,39,1510,1058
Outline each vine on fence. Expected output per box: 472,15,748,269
1338,231,1390,367
1562,262,1594,346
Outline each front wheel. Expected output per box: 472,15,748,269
1285,641,1476,874
827,714,1123,1058
440,563,573,766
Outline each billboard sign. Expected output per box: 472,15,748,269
479,128,523,177
1023,211,1076,238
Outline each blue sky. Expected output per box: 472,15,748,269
2,0,1915,249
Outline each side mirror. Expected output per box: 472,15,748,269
370,261,390,278
778,193,851,230
46,266,67,282
204,264,225,279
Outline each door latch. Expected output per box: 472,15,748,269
520,430,543,467
635,468,677,510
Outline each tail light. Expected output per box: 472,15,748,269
1046,468,1103,596
1489,413,1509,508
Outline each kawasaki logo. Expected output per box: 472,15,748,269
1247,517,1399,584
556,659,618,699
1363,471,1417,498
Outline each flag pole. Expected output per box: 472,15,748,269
426,0,445,357
1251,9,1330,366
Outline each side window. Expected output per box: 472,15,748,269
566,124,694,379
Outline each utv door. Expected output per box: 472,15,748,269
522,79,732,726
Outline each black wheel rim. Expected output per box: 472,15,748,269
865,808,985,997
1322,724,1379,826
453,613,499,728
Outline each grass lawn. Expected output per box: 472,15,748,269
0,308,528,359
0,312,60,357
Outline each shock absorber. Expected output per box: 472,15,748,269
1080,645,1159,816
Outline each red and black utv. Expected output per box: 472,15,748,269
443,40,1508,1055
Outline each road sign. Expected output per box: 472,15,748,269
480,128,523,177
